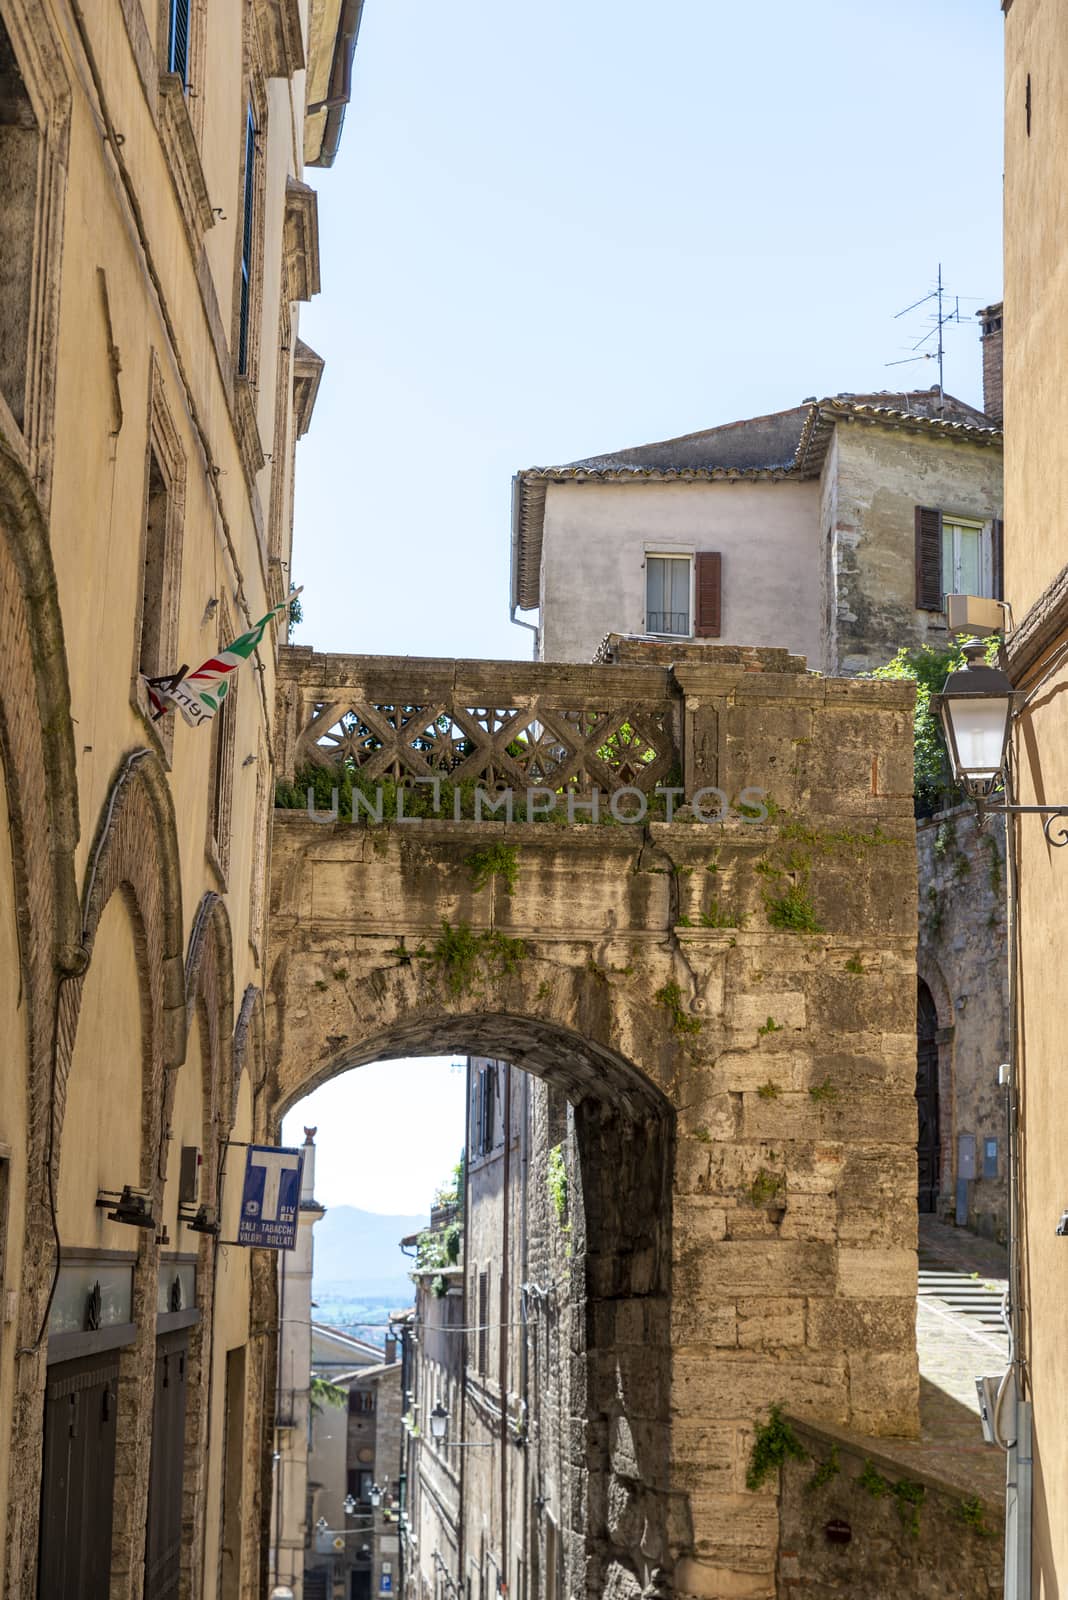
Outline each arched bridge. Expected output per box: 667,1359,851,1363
267,641,919,1598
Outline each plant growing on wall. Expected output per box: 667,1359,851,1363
870,640,1000,819
466,842,520,894
746,1405,806,1490
547,1143,569,1229
310,1375,347,1414
655,981,702,1037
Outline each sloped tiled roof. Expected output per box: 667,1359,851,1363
511,389,1001,612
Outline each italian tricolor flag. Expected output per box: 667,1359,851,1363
146,590,300,727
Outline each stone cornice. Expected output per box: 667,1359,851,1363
157,74,214,251
1006,558,1068,683
253,0,306,78
283,179,321,303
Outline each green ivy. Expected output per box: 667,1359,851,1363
466,842,520,895
430,920,526,997
809,1077,839,1105
806,1445,840,1492
757,1016,783,1037
870,640,1000,819
746,1405,806,1491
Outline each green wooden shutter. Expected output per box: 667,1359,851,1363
992,517,1004,600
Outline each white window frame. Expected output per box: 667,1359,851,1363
942,516,992,600
644,551,694,638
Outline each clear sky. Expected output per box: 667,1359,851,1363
284,0,1004,1212
291,0,1003,665
281,1059,468,1214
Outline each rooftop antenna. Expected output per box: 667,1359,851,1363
887,264,971,416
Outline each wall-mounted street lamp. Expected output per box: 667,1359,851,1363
934,639,1068,845
429,1402,449,1441
369,1484,382,1507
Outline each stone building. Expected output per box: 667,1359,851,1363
0,1,355,1596
304,1355,404,1600
511,384,1003,674
1003,0,1068,1584
512,355,1011,1239
273,1129,327,1599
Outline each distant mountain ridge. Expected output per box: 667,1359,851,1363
311,1204,427,1288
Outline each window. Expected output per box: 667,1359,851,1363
238,105,256,376
348,1388,375,1415
167,0,191,83
135,365,185,741
915,507,1003,610
474,1063,497,1156
477,1271,489,1377
645,555,690,636
942,518,987,599
0,19,38,431
644,552,722,637
208,606,238,878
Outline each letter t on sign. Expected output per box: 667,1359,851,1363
249,1149,301,1221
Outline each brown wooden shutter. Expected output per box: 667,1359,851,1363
695,552,722,637
992,517,1004,600
914,507,943,610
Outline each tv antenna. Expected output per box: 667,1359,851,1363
887,263,970,416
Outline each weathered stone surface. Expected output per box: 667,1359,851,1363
270,647,920,1596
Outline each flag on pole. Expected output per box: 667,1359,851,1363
144,590,301,727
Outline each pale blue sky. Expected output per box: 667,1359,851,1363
284,0,1004,1213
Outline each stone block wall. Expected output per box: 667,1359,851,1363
917,807,1009,1239
777,1417,1003,1598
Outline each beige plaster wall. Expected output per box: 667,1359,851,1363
56,893,144,1253
538,479,823,667
1004,4,1068,1591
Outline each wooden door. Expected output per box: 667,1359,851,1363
144,1331,189,1600
37,1353,120,1599
916,981,941,1213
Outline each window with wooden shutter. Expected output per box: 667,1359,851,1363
238,105,256,376
695,552,722,638
992,518,1004,600
168,0,191,84
914,506,943,610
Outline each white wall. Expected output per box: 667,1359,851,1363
538,478,823,667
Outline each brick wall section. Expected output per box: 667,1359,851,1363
978,304,1004,426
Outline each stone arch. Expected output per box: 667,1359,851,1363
15,750,187,1600
0,436,80,1595
270,975,677,1600
172,893,234,1600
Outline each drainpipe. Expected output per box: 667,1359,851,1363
509,475,539,656
458,1062,471,1597
499,1064,512,1597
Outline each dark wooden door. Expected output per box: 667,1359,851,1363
144,1331,189,1600
916,981,941,1213
37,1352,119,1599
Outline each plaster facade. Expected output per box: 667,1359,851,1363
0,1,354,1595
1003,2,1068,1590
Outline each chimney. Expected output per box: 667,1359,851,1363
385,1334,397,1365
301,1125,318,1203
976,303,1003,425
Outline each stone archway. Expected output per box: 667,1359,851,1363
269,644,922,1594
273,1010,676,1599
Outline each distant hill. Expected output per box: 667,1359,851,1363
311,1204,427,1289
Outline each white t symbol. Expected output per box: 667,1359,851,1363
249,1149,301,1221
